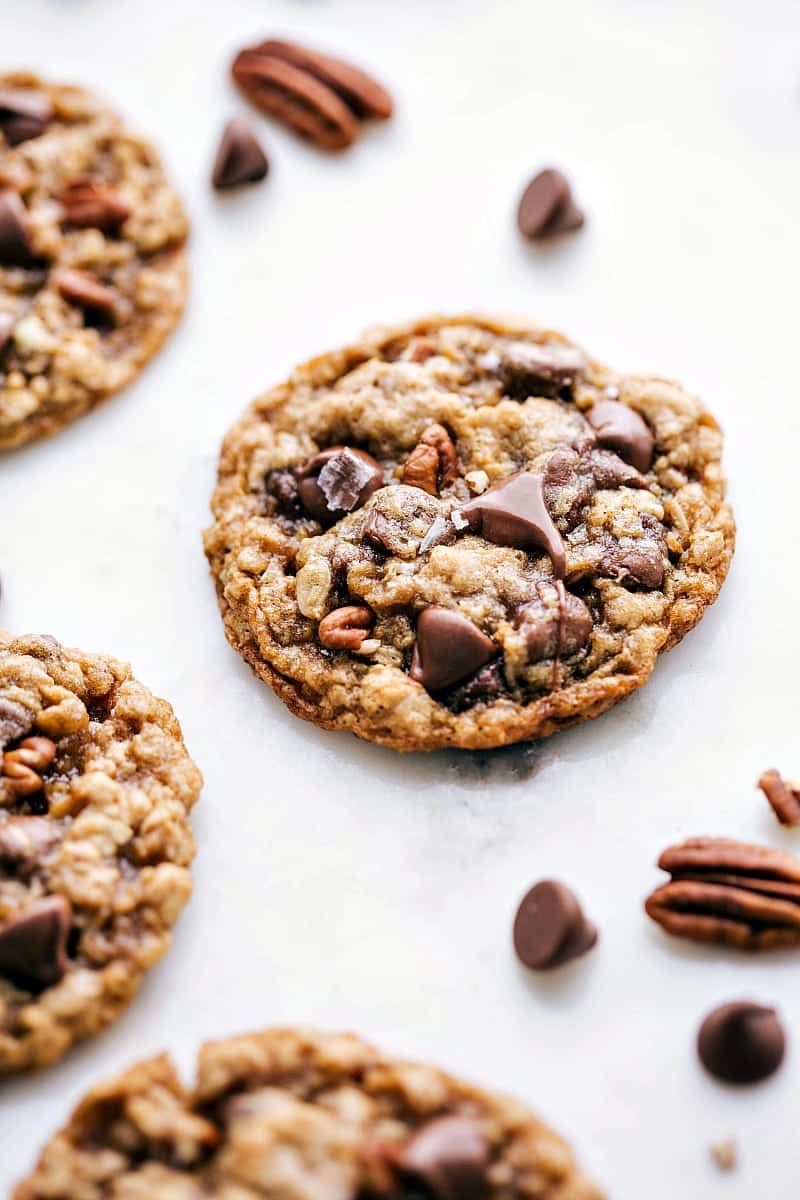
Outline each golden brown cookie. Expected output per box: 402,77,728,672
15,1027,602,1198
205,314,734,752
0,73,188,450
0,633,201,1074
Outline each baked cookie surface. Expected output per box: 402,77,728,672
0,633,201,1074
205,315,734,752
0,73,188,450
15,1026,602,1199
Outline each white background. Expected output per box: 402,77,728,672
2,0,799,1194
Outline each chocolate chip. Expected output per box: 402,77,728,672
362,508,394,553
0,88,52,146
499,340,586,398
444,660,505,714
517,168,585,240
409,607,495,693
0,697,35,746
516,583,592,664
454,472,566,577
391,1116,490,1200
0,189,35,266
698,1001,785,1085
297,447,383,524
604,543,665,590
586,399,654,473
265,469,300,514
587,448,646,490
0,895,72,989
513,880,597,970
212,117,269,189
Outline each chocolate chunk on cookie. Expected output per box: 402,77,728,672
0,72,188,450
204,314,734,751
0,633,201,1074
14,1028,602,1200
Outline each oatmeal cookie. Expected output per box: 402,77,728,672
0,633,201,1073
0,72,188,450
205,315,734,752
15,1026,602,1198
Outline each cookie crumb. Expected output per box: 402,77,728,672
710,1138,737,1171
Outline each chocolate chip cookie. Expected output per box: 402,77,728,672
0,633,201,1073
15,1026,602,1198
205,315,734,752
0,73,188,450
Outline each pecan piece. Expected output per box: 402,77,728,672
232,51,360,150
60,177,131,232
645,837,800,950
1,736,56,803
401,424,457,496
758,769,800,827
248,39,393,120
56,269,120,325
318,605,374,650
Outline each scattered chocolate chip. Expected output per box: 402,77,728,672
698,1001,785,1085
586,399,654,473
390,1115,490,1200
0,189,35,266
56,269,120,325
604,543,665,590
60,177,131,232
454,472,566,577
513,879,598,970
0,895,72,989
0,88,52,146
517,168,585,240
232,50,361,151
516,582,592,664
499,340,586,398
758,769,800,827
0,698,35,746
212,117,269,189
247,38,393,121
297,447,383,524
410,607,495,693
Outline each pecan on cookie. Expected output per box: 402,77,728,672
14,1027,602,1199
0,633,201,1074
205,314,734,751
0,72,188,450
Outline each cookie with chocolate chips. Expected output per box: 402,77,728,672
205,314,734,751
0,73,188,450
0,633,201,1073
14,1027,602,1199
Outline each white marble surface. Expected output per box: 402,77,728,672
2,0,800,1193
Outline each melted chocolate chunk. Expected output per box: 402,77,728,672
604,543,665,590
0,815,59,873
297,447,383,525
498,340,586,399
443,660,505,713
586,398,654,473
410,607,496,693
265,469,300,515
0,88,52,146
390,1115,490,1200
0,190,36,266
455,472,566,577
0,895,72,989
516,583,592,664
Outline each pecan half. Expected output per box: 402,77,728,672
758,770,800,827
232,51,360,151
401,424,457,496
318,605,374,650
60,177,131,232
645,837,800,950
56,269,120,325
1,736,56,803
247,39,392,120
